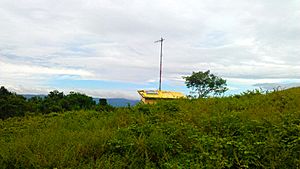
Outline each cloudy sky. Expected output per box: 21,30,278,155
0,0,300,99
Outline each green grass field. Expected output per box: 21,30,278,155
1,88,300,168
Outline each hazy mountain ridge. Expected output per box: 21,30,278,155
22,94,139,107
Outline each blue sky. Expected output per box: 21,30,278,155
45,76,300,99
0,0,300,99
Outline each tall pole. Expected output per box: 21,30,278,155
155,37,164,91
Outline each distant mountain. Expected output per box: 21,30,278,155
93,98,140,107
22,94,46,99
22,94,140,107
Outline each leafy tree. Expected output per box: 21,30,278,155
40,90,65,114
183,70,228,98
0,86,28,119
27,96,44,113
0,86,12,96
99,98,108,106
63,92,96,110
96,98,115,112
48,90,64,100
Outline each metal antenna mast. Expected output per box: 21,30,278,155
155,37,164,91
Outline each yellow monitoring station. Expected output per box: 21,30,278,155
137,90,186,104
138,38,186,104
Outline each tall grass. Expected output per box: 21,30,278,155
1,88,300,168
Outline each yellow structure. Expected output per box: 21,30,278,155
137,90,186,104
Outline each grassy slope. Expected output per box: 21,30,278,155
1,88,300,168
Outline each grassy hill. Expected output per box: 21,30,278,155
1,88,300,168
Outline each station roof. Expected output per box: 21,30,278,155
137,90,186,99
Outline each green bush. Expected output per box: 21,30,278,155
1,88,300,168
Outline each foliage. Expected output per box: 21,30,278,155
0,86,12,96
0,86,28,119
0,87,97,119
63,92,96,110
95,103,115,112
99,98,108,106
1,87,300,168
183,70,228,98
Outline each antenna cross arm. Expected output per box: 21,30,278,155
154,38,164,43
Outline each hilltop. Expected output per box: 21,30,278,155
1,88,300,168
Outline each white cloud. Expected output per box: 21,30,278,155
0,59,93,78
0,0,300,98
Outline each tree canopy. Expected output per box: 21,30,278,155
0,86,28,119
183,70,228,98
0,86,101,119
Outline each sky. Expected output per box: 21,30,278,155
0,0,300,99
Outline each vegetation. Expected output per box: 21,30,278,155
184,70,228,98
0,87,99,119
1,86,300,168
0,86,28,119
